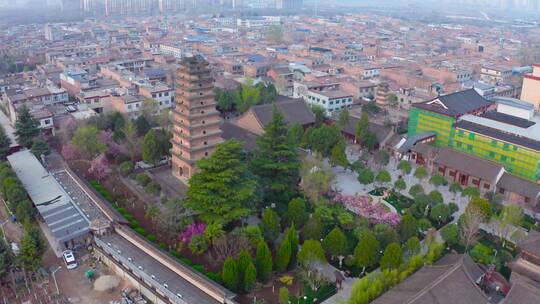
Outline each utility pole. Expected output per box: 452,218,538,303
51,266,62,295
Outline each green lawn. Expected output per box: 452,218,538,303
290,284,337,304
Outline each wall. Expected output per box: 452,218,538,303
408,107,454,147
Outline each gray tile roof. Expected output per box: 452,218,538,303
372,254,488,304
497,172,540,200
221,121,258,151
503,281,540,304
414,89,493,117
433,147,504,182
251,97,315,128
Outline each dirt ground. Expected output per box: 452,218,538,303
42,247,129,304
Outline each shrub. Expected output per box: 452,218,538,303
134,227,146,235
147,234,157,242
243,262,257,292
206,272,222,283
135,173,152,186
222,257,239,291
119,161,134,175
144,182,161,195
278,275,294,285
189,235,209,255
193,264,205,273
255,240,273,282
279,287,290,304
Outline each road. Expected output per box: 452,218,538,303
0,109,16,146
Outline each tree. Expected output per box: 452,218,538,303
88,154,109,181
409,184,424,198
467,197,492,220
364,132,378,151
236,79,260,113
330,142,348,168
287,198,307,227
122,121,139,162
260,208,280,242
413,167,428,180
428,190,444,205
142,130,160,166
311,105,326,127
374,150,390,168
429,174,446,188
14,105,39,148
284,225,299,268
288,123,304,145
496,205,524,246
19,224,43,271
398,215,418,242
441,224,460,247
243,262,257,292
430,204,452,225
355,112,370,145
204,222,225,246
354,231,379,272
185,140,258,225
255,240,272,282
71,125,107,158
215,88,236,112
257,83,278,104
134,115,151,136
0,126,11,159
337,108,350,130
376,170,392,185
302,125,343,156
144,204,160,223
394,178,406,191
403,237,421,259
222,257,239,291
31,140,50,157
397,160,411,175
252,106,300,205
301,217,323,241
279,287,290,304
357,168,374,185
449,182,463,199
380,243,403,270
276,239,292,272
141,98,159,122
459,207,483,251
462,186,480,200
298,240,326,265
375,224,399,250
300,154,334,205
323,227,348,259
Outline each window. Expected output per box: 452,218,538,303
488,151,495,158
501,155,507,161
44,119,51,125
159,93,162,97
165,92,169,96
468,133,475,140
152,93,156,98
525,197,530,203
458,130,464,136
456,142,462,148
483,183,490,190
499,188,505,194
491,139,497,146
503,143,509,150
204,141,207,145
467,145,473,151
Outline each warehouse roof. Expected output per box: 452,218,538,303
7,150,89,244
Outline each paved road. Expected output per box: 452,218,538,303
0,109,16,145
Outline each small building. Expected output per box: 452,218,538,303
305,90,353,115
7,150,91,253
496,172,540,209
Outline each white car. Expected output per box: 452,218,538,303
62,250,78,270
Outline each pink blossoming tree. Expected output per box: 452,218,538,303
179,222,206,244
88,154,110,181
334,194,400,226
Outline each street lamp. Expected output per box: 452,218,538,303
0,221,7,244
51,266,62,295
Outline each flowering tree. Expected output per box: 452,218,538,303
99,131,113,145
88,154,110,181
61,144,79,161
179,222,206,244
334,194,400,226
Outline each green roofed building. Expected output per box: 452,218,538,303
408,90,540,182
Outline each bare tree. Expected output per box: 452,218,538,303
213,234,250,263
459,207,484,251
122,121,140,162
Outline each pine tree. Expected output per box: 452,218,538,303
236,249,252,283
14,105,39,148
276,239,291,272
255,240,272,282
222,257,239,291
185,140,258,225
0,126,11,159
354,231,379,272
355,112,369,145
330,142,348,167
380,243,403,270
251,106,300,205
260,208,280,242
284,225,299,268
323,227,348,258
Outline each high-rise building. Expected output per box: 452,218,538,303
44,23,62,41
275,0,302,10
159,0,185,12
171,55,223,183
521,64,540,110
104,0,156,15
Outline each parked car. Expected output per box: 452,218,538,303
62,250,78,270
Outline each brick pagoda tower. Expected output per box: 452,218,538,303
171,55,223,183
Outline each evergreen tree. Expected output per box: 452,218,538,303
0,126,11,159
301,217,323,241
355,112,370,145
142,130,160,165
236,249,252,283
284,225,299,268
71,125,107,158
297,240,326,265
337,108,350,130
243,262,257,292
222,257,239,291
394,178,406,191
255,240,272,282
357,168,375,185
31,140,50,158
354,231,379,272
287,123,304,145
376,170,392,185
287,198,307,227
323,227,348,258
330,142,348,167
260,208,280,242
380,243,403,270
276,239,292,272
397,160,412,175
185,140,258,225
398,215,418,242
134,115,151,136
251,106,300,205
19,224,43,271
14,105,39,148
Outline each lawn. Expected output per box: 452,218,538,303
471,231,517,279
368,187,414,215
290,284,337,304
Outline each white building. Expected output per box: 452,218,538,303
305,90,353,114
